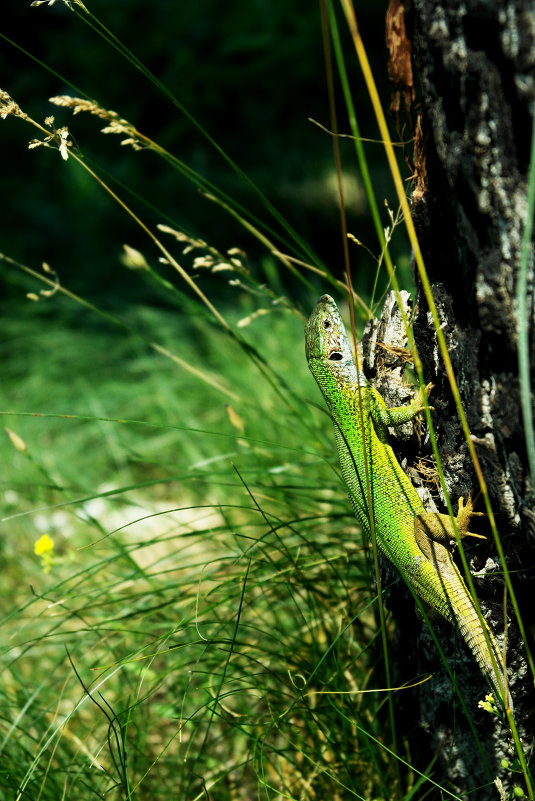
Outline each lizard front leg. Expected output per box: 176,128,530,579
370,382,434,427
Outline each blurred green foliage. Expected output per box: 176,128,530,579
1,0,404,305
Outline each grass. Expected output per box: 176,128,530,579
1,1,533,799
1,294,390,800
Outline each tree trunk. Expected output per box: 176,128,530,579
372,0,535,795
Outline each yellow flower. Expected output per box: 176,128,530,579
34,534,54,556
477,693,498,715
34,534,55,572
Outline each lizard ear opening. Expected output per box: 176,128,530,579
329,351,343,361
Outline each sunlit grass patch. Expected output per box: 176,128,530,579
1,287,389,798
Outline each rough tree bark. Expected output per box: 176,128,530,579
365,0,535,796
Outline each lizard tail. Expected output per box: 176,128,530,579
448,579,513,712
414,520,513,711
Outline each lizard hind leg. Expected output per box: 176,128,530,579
455,493,486,538
415,493,487,554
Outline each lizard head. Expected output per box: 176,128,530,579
305,294,363,387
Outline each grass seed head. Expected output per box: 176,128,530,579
49,95,144,149
31,0,88,13
0,89,28,121
49,95,112,120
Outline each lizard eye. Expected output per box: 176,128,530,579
323,320,331,329
329,351,343,361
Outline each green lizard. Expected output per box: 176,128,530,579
305,293,511,710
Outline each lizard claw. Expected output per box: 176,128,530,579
415,383,434,414
457,494,487,538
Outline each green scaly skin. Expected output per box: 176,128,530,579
305,294,511,710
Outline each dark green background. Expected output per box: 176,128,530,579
1,1,400,305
